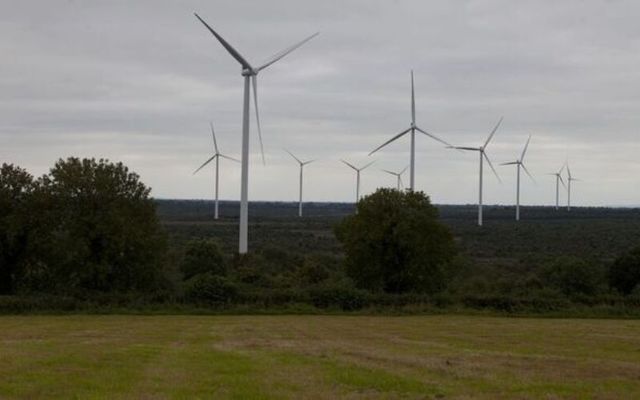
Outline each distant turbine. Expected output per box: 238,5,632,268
567,163,580,211
194,13,318,254
285,149,315,217
368,71,451,190
500,135,534,221
449,117,504,226
381,166,408,191
549,164,567,210
193,122,240,220
341,159,375,206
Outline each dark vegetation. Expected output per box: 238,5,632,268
2,159,640,314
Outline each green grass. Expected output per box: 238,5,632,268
1,315,640,399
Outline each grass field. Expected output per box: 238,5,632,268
2,315,640,399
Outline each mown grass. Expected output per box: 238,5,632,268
1,315,640,399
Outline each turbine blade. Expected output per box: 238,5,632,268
483,152,502,183
449,146,480,151
559,175,567,189
558,163,566,175
194,13,252,70
341,159,358,171
361,160,376,171
251,75,266,165
400,165,408,175
284,148,302,164
499,161,519,166
381,169,396,176
484,116,504,148
415,126,452,147
210,121,219,154
521,163,536,183
193,154,217,175
368,127,412,155
219,154,240,163
257,32,319,72
411,70,415,124
566,163,572,179
520,134,531,162
302,159,316,166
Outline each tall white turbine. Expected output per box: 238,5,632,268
194,13,318,254
285,149,315,217
500,135,534,221
567,164,580,211
381,166,408,191
449,117,504,226
368,71,451,190
341,160,375,205
549,164,566,210
193,122,240,220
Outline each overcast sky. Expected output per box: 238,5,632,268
2,0,640,206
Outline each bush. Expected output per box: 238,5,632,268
335,188,456,294
541,256,604,297
308,283,368,311
609,246,640,295
181,239,226,280
183,273,237,305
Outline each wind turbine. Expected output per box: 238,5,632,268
549,164,566,210
381,166,408,191
193,122,239,220
285,149,315,217
194,13,318,254
500,135,534,221
341,160,375,206
368,71,451,190
449,117,504,226
567,163,579,211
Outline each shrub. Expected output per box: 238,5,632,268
541,256,604,297
183,273,237,305
181,239,226,280
609,246,640,295
335,188,456,294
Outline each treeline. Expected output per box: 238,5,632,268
1,159,640,314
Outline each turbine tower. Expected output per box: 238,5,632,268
381,166,408,191
550,164,566,210
193,122,239,220
341,160,375,206
194,13,318,254
449,117,504,226
368,71,451,190
567,163,579,211
500,135,534,221
285,149,315,217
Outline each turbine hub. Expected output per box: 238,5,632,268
241,68,257,77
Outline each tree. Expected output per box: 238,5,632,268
610,246,640,295
334,188,456,294
25,158,167,294
0,164,34,294
181,239,226,280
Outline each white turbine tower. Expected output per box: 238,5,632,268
500,135,534,221
368,71,451,190
567,163,579,211
193,122,239,220
285,149,315,217
550,164,566,210
341,160,375,205
381,166,408,191
194,13,318,254
449,117,504,226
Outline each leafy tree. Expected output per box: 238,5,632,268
335,188,456,294
181,239,226,280
609,246,640,295
541,256,604,296
25,158,166,294
183,273,237,304
0,164,34,294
